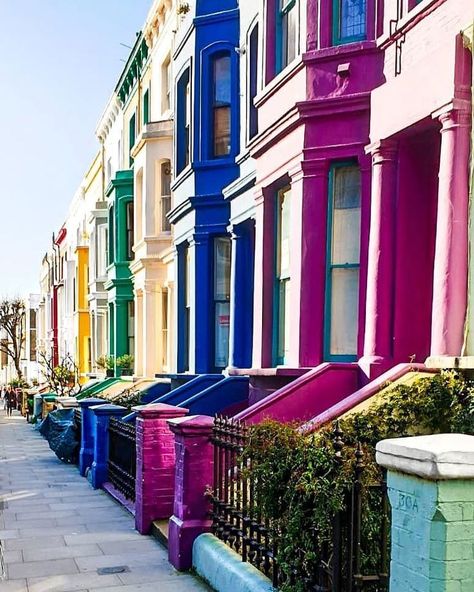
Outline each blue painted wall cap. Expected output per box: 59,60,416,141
90,403,128,415
79,398,107,408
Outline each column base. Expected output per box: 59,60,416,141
90,461,107,489
168,515,213,571
79,448,93,477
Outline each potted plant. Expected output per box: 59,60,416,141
97,355,115,377
116,354,134,377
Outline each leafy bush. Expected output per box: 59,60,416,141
9,377,30,389
96,355,115,370
116,355,134,369
243,371,474,590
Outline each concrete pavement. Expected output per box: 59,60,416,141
0,410,210,592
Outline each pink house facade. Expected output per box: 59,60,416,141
232,0,472,421
367,0,472,371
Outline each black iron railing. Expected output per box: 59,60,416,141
73,408,82,465
108,417,136,502
210,416,390,591
74,408,82,432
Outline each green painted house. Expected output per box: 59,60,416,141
105,170,134,376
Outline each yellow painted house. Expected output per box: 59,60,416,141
73,153,103,382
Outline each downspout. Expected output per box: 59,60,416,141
462,24,474,356
100,137,105,201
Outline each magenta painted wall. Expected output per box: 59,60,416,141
251,35,383,371
392,126,440,363
235,363,359,424
301,363,437,434
134,404,188,535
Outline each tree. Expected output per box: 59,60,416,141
0,298,26,380
38,351,83,397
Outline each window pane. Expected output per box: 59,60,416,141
340,0,366,40
161,161,171,231
282,6,297,67
277,278,291,363
331,166,361,265
185,248,191,308
277,188,291,279
330,268,359,355
249,24,259,139
213,106,231,156
162,289,168,369
185,81,191,165
126,202,134,260
214,237,231,300
127,300,135,337
214,55,231,104
215,302,230,367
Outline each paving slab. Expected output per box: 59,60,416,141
0,411,210,591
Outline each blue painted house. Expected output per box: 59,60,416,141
169,0,240,375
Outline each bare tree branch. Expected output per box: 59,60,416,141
0,298,26,379
38,350,83,397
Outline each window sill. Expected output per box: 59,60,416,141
303,40,377,64
171,163,193,191
377,0,446,49
193,157,237,170
254,56,304,110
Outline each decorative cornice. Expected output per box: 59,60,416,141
96,94,120,142
115,34,149,105
143,0,174,49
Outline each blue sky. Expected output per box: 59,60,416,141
0,0,151,297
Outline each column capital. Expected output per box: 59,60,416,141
433,101,472,130
299,158,329,179
365,139,398,162
189,232,211,248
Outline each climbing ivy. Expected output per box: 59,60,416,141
243,371,474,590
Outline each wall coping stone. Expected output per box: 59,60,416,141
79,397,107,408
133,403,189,419
168,415,214,436
193,533,274,592
90,404,127,416
376,434,474,480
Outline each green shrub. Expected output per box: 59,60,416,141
243,371,474,590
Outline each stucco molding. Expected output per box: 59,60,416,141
365,138,399,163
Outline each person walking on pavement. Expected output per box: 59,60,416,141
6,387,16,417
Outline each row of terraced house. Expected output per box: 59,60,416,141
32,0,474,589
38,0,473,408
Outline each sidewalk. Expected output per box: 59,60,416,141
0,411,210,592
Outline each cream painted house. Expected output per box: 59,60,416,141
129,0,177,378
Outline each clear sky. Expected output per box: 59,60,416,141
0,0,152,298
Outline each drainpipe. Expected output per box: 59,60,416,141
99,137,105,201
462,24,474,357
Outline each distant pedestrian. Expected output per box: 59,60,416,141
6,387,16,417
